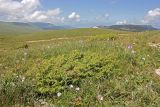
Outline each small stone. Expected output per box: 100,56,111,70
96,95,104,101
155,69,160,76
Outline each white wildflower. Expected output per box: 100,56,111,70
24,52,27,56
69,84,74,88
133,43,136,45
142,57,145,61
131,50,136,54
22,76,25,82
75,87,80,91
57,92,62,97
11,82,15,86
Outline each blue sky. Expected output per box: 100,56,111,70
0,0,160,27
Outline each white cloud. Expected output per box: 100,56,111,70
96,13,109,21
142,8,160,24
25,8,64,23
46,8,61,16
116,20,127,25
148,8,160,17
68,12,80,22
0,0,40,15
0,0,64,23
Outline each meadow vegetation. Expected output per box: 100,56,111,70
0,28,160,106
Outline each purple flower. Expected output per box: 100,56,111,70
128,45,133,49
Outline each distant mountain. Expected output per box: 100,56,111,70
28,22,67,30
0,21,41,35
93,25,158,31
0,21,73,35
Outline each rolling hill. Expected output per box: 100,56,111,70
0,21,72,35
95,25,158,32
0,21,41,35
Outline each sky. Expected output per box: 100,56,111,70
0,0,160,28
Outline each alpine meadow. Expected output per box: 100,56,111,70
0,0,160,107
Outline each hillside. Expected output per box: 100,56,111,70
0,21,72,35
95,25,158,32
0,21,41,35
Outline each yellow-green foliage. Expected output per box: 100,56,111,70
35,51,119,95
88,33,116,41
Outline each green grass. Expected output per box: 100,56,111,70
0,28,160,106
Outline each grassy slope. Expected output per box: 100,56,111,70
0,28,117,48
0,28,160,106
0,21,42,35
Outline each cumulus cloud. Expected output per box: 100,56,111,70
0,0,64,23
26,8,64,23
68,12,80,22
0,0,40,18
116,20,127,25
142,8,160,24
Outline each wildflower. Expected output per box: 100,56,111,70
96,95,104,101
11,82,15,86
155,69,160,76
57,92,62,97
142,57,145,61
131,50,136,54
21,76,25,82
24,52,27,56
75,87,80,91
128,45,133,49
69,84,74,88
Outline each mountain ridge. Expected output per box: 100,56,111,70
94,24,158,31
0,21,73,35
